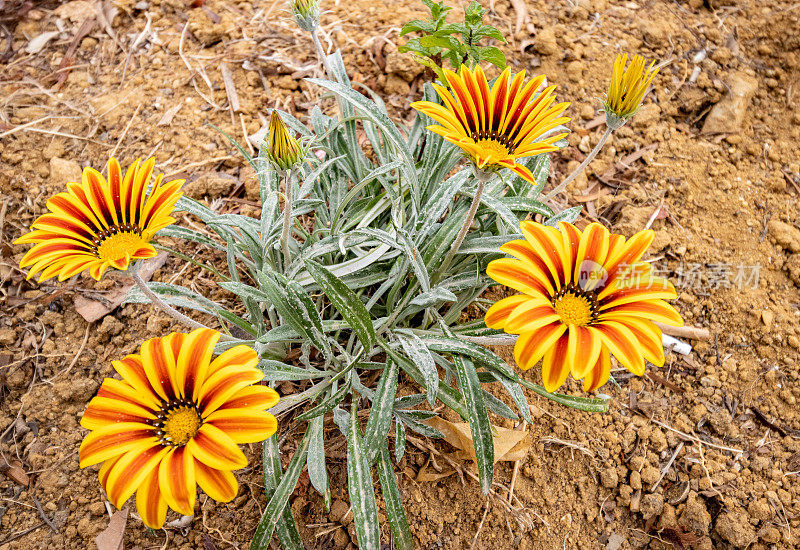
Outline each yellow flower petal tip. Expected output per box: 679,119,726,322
78,328,278,529
14,157,184,283
411,64,570,184
603,53,660,127
486,221,683,393
267,110,305,171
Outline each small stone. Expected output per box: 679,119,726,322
715,509,757,548
580,104,595,120
0,327,16,345
640,493,664,520
329,499,351,525
708,408,740,438
680,493,711,535
640,465,660,486
768,220,800,253
600,467,619,488
701,72,758,134
50,157,82,185
98,315,124,337
532,28,558,56
760,310,774,330
184,173,237,199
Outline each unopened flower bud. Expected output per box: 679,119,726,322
602,54,659,130
290,0,319,31
266,111,305,172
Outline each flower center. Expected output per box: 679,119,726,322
552,284,598,327
471,131,516,154
156,401,202,446
94,225,144,261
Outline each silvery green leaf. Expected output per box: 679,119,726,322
157,225,224,250
303,260,376,350
396,227,430,292
395,413,444,439
452,355,494,494
363,359,399,463
345,402,381,549
377,444,413,550
545,206,582,226
307,415,331,511
251,430,311,549
308,77,419,210
408,286,458,308
482,388,518,420
258,359,328,381
500,196,553,217
456,235,522,255
417,335,519,382
296,380,351,421
398,333,438,407
260,436,304,550
394,420,406,462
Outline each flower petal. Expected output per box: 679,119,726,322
218,385,280,412
595,321,646,376
195,461,238,503
504,299,560,334
599,299,683,327
186,423,248,471
105,442,169,509
158,446,196,516
484,294,530,329
541,335,571,392
205,409,278,444
582,345,611,392
574,223,610,291
81,395,157,431
79,422,156,468
137,469,168,529
513,322,567,371
567,325,602,380
141,335,180,402
174,328,220,400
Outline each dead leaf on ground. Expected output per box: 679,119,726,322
0,460,29,486
416,417,532,482
95,507,127,550
74,252,168,322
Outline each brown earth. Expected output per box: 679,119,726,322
2,0,800,548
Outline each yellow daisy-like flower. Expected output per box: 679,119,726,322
266,111,304,171
411,65,570,184
15,157,183,283
603,54,659,126
486,222,683,392
78,328,278,529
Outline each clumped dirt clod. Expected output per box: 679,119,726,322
2,0,800,548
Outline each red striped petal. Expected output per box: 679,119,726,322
205,409,278,443
186,423,247,471
137,469,168,529
513,322,566,371
158,446,196,516
195,461,238,502
541,335,571,392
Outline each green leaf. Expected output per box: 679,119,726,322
307,415,331,511
398,333,438,407
304,259,376,350
377,444,413,550
395,420,406,461
258,359,329,381
345,402,381,549
285,279,332,360
400,19,435,35
452,355,494,494
363,359,399,463
295,380,352,421
477,25,506,42
479,46,506,69
251,430,311,549
419,34,460,51
545,206,582,226
417,335,520,382
261,436,304,550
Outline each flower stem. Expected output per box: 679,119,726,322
543,125,613,202
437,168,492,277
130,270,233,341
311,29,333,79
280,170,294,269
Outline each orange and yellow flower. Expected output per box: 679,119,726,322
79,328,278,529
411,65,570,184
486,222,683,392
603,54,659,124
15,157,183,282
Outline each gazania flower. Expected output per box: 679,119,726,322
410,65,570,184
486,222,683,392
266,111,305,171
15,157,183,282
79,328,278,529
603,54,659,128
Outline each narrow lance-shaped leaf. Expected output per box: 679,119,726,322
452,354,494,494
345,402,381,549
304,259,376,350
398,333,438,407
377,443,414,550
307,415,331,511
251,431,311,549
363,359,399,463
